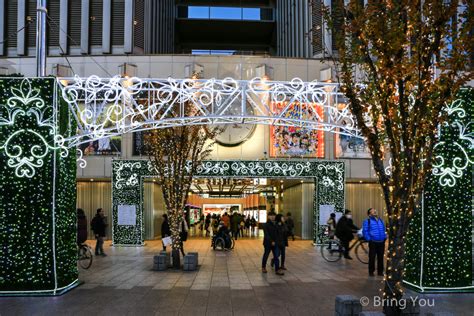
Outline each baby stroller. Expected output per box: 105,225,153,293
211,224,235,251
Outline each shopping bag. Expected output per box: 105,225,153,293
162,236,172,246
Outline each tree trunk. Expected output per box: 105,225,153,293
169,209,182,269
382,189,413,316
383,234,405,315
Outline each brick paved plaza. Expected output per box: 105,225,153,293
0,238,472,315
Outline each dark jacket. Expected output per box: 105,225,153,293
77,215,88,244
362,216,387,242
91,214,107,237
286,217,295,232
275,222,288,248
263,221,278,247
335,216,358,241
161,219,171,238
231,214,240,231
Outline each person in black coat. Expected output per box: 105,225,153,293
335,209,359,259
261,211,283,275
161,214,171,251
272,214,288,273
77,208,88,246
91,208,107,256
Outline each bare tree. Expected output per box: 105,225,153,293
145,104,218,267
327,0,472,314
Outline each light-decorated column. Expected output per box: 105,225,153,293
404,89,473,293
0,78,78,295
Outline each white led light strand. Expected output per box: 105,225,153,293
0,78,69,178
58,76,364,148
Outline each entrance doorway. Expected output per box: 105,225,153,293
111,159,345,246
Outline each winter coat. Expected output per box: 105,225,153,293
77,215,88,244
276,222,288,248
231,214,240,231
161,219,171,238
262,220,278,247
286,217,295,232
91,214,107,237
335,216,358,242
362,216,387,242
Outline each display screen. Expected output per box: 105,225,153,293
269,102,324,158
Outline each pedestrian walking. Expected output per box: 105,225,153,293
250,216,257,237
261,211,282,275
77,208,88,246
286,212,295,241
272,213,288,273
245,216,251,236
205,213,211,237
363,208,387,276
91,208,107,256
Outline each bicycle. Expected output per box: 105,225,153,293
320,236,369,264
78,243,93,269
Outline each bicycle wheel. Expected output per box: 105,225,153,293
78,245,93,269
355,240,369,264
320,239,342,262
214,237,225,251
230,238,235,249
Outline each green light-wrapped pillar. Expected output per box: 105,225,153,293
0,78,78,295
404,89,473,293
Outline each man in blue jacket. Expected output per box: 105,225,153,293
362,208,387,276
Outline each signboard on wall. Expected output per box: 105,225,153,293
117,205,137,226
269,102,324,158
319,204,341,225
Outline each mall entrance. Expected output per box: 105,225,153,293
161,177,316,240
111,159,345,246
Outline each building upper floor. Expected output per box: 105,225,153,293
0,0,339,60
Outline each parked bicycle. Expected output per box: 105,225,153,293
78,243,93,269
320,236,369,264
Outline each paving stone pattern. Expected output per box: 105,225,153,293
0,239,472,315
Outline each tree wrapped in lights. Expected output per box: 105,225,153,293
145,98,218,267
327,0,472,313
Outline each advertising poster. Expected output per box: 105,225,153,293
77,104,121,155
335,133,371,158
270,102,324,158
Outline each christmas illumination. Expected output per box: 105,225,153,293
112,159,345,245
0,78,78,295
326,0,472,311
404,89,473,292
57,75,363,149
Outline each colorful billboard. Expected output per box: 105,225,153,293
269,102,324,158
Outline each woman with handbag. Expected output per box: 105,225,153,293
161,214,171,251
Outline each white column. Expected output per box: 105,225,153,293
17,0,26,55
124,0,134,53
323,0,332,56
80,0,89,54
59,0,68,54
0,0,5,55
102,0,111,53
